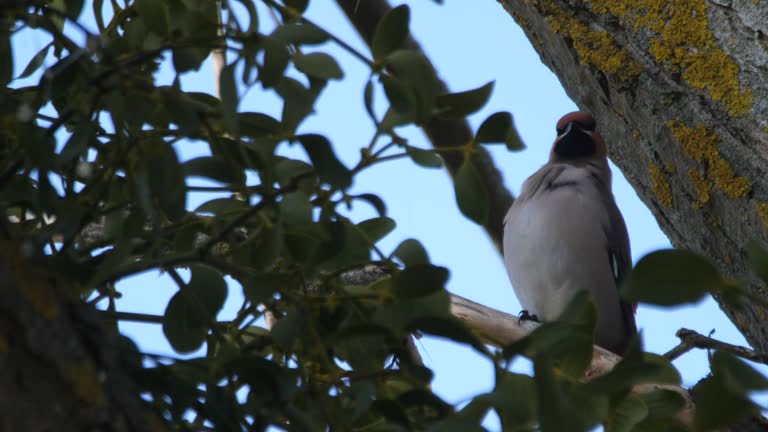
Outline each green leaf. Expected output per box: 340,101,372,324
454,157,489,225
372,4,410,60
173,46,209,73
356,193,387,216
606,395,648,432
394,264,449,298
711,350,768,393
280,192,313,227
380,74,414,121
275,77,318,132
295,134,352,189
383,50,438,123
187,265,228,320
411,316,488,356
238,112,281,138
693,373,758,430
275,157,316,194
260,37,290,88
135,0,169,36
621,249,724,307
283,0,308,14
271,22,328,45
294,51,344,80
405,145,442,168
17,42,52,79
476,111,525,150
747,240,768,283
506,292,595,378
163,292,207,353
357,217,396,244
436,81,494,118
484,372,537,429
271,308,305,351
183,156,244,184
58,117,94,164
195,197,248,215
242,272,296,304
220,64,239,134
392,238,430,266
134,142,186,223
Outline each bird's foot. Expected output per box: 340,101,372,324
517,310,539,324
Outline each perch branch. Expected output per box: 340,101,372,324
664,328,768,364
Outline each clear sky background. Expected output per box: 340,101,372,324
10,0,766,426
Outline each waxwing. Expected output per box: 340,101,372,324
502,111,636,355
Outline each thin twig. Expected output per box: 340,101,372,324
664,328,768,364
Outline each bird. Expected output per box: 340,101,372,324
502,111,636,355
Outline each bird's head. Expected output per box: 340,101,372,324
549,111,607,163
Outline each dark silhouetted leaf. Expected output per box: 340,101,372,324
394,264,448,298
260,37,290,88
436,81,494,118
135,0,169,36
454,157,489,225
280,192,312,227
294,52,343,80
17,42,52,79
220,63,239,133
183,156,244,184
372,4,410,60
272,22,328,45
405,145,442,168
622,249,723,306
606,395,648,432
357,217,396,244
195,197,248,215
393,238,430,266
134,143,186,223
163,292,207,353
476,111,525,150
355,193,387,216
747,240,768,283
295,134,352,189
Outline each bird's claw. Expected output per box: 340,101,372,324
517,310,539,324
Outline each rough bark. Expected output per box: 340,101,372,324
0,227,157,431
335,0,516,253
495,0,768,352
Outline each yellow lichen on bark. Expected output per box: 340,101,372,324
543,4,641,81
757,203,768,229
688,168,711,208
668,121,751,199
650,163,673,208
589,0,752,115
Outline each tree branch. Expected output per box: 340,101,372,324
665,328,768,364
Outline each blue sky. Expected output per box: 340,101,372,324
10,0,765,426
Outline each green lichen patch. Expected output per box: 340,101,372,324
650,163,673,208
590,0,752,115
668,121,751,199
543,4,642,81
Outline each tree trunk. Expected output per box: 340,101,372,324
0,228,157,431
496,0,768,352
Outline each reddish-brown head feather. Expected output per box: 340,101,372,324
549,111,607,162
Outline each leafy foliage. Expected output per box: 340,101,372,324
3,1,768,431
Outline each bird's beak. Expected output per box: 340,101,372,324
553,122,596,158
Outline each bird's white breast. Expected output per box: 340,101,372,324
503,165,616,322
